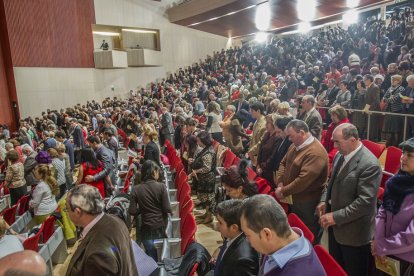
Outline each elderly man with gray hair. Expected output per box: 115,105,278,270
65,185,138,276
22,144,39,186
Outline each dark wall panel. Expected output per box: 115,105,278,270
3,0,96,67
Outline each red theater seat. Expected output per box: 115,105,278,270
314,245,347,276
288,213,314,244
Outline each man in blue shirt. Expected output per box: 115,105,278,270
240,195,325,276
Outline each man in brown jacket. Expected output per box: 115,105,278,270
248,101,267,167
276,120,329,238
65,185,138,276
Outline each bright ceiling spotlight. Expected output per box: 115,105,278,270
255,2,271,31
343,9,359,24
298,22,311,33
297,0,316,21
346,0,359,8
255,32,268,43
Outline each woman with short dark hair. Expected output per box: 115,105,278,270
129,160,172,261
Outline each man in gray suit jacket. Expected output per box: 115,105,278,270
317,123,381,276
302,95,323,140
160,107,174,146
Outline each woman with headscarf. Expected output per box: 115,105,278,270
372,138,414,275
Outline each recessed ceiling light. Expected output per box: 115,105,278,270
92,31,120,36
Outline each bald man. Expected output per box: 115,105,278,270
0,250,47,276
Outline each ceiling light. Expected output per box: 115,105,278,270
121,29,157,34
343,9,359,24
298,22,311,33
207,17,219,21
92,31,120,36
225,11,237,16
346,0,359,8
297,0,316,21
255,32,268,43
255,2,271,31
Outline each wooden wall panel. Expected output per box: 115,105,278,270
3,0,96,68
0,0,18,129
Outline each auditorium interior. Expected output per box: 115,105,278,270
1,0,414,275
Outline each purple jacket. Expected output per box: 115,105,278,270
375,193,414,263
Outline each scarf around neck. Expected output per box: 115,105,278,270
382,172,414,214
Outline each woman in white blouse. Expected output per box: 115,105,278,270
206,102,223,144
29,164,58,224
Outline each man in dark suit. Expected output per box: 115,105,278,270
160,107,174,146
302,95,323,140
66,185,138,276
69,118,85,163
85,135,116,193
232,94,249,113
363,74,381,142
211,199,259,276
318,123,381,276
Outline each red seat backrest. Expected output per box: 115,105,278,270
256,177,272,195
288,213,315,244
2,204,17,225
42,216,56,243
314,245,348,276
223,149,236,168
17,195,30,216
362,140,386,158
179,195,193,219
23,223,45,252
178,182,191,203
180,213,197,255
384,146,402,174
377,187,385,201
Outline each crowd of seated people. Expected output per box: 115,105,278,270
0,5,414,276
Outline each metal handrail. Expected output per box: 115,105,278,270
316,106,414,141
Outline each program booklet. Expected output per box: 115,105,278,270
375,256,400,276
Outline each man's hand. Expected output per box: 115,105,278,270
275,186,284,200
319,212,336,228
85,175,94,183
316,202,326,217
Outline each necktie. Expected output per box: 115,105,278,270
326,155,345,209
214,240,228,276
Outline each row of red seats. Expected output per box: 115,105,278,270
288,213,347,276
164,140,197,259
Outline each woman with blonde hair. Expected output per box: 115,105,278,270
47,148,66,199
29,164,58,224
206,102,223,144
277,101,291,116
140,130,161,167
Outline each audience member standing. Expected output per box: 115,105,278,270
22,145,39,187
247,102,267,167
302,95,323,140
129,160,172,261
211,200,259,276
240,195,326,276
30,164,58,224
4,150,26,205
276,120,329,238
318,123,381,276
372,138,414,275
66,185,138,276
85,136,116,196
402,75,414,139
160,107,174,146
364,75,381,141
70,118,85,163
